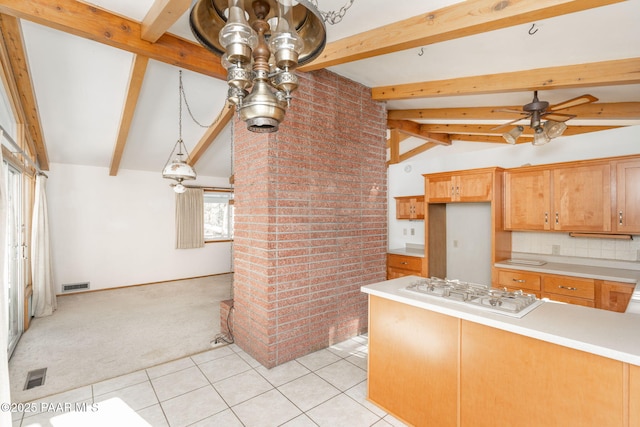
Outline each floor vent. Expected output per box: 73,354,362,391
24,368,47,390
62,282,90,292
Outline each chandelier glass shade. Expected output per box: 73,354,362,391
190,0,326,133
162,71,197,193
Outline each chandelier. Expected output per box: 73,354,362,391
190,0,327,133
162,70,197,193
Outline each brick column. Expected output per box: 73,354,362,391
231,69,387,367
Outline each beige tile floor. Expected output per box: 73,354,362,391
12,335,408,427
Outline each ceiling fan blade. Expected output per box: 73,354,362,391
549,94,598,111
491,116,529,131
543,113,576,122
493,108,528,115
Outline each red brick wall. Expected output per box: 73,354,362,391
232,69,387,367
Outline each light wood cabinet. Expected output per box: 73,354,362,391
368,295,458,427
493,267,634,312
542,274,595,306
504,162,611,232
426,170,493,203
596,280,635,313
613,159,640,233
494,268,541,297
552,163,611,232
368,295,633,427
461,321,625,427
386,253,423,279
504,169,551,230
394,195,424,219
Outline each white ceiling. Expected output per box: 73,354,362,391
13,0,640,179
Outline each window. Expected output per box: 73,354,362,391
204,191,234,241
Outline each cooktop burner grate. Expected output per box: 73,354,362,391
402,277,544,318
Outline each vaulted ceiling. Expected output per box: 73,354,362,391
0,0,638,179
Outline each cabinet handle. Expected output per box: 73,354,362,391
512,279,526,283
451,186,455,196
558,285,578,291
619,210,623,225
400,262,408,265
544,212,548,224
456,186,460,196
555,212,559,224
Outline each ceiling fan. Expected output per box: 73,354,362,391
495,91,598,145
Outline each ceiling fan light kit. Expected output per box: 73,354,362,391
502,125,524,145
190,0,327,133
498,90,597,146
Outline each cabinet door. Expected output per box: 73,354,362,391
456,172,493,202
552,164,611,232
504,169,551,230
614,160,640,233
395,197,413,219
596,280,634,312
426,175,454,202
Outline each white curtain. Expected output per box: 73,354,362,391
0,149,13,425
31,174,56,317
176,188,205,249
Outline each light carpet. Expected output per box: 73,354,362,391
9,274,233,403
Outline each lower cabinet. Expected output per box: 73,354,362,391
368,295,458,426
386,253,424,279
493,267,635,312
368,295,633,427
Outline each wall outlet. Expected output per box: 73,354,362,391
453,240,458,248
410,228,415,236
552,244,560,255
403,228,407,236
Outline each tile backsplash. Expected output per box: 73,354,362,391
512,232,640,262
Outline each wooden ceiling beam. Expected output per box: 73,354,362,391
373,58,640,101
387,119,451,145
300,0,623,71
421,123,620,136
0,0,225,79
387,102,640,121
189,101,234,166
0,13,49,170
109,55,149,176
141,0,191,43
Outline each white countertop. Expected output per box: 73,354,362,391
387,248,424,257
362,276,640,366
494,256,640,314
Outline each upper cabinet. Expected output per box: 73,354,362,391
504,169,551,230
426,170,494,203
552,163,611,232
613,159,640,233
395,196,424,220
504,155,640,234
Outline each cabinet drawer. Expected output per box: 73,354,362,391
543,293,595,308
543,275,595,300
496,270,541,291
387,254,422,272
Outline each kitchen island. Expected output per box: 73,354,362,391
362,276,640,427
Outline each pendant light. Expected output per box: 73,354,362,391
162,70,197,193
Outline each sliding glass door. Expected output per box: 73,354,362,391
4,162,23,358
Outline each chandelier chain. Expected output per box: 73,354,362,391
310,0,356,25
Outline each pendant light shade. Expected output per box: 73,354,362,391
162,139,197,182
162,71,197,192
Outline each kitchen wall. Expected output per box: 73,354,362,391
47,163,233,291
388,125,640,269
